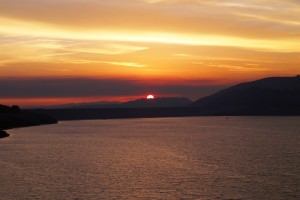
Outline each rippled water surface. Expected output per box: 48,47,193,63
0,117,299,199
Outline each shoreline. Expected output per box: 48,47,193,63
0,122,58,139
0,130,9,138
2,114,300,139
0,110,58,139
31,107,300,121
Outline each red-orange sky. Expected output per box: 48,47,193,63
0,0,299,107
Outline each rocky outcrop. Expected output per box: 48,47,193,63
0,130,9,138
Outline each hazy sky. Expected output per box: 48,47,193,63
0,0,299,106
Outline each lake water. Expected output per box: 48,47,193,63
0,117,299,199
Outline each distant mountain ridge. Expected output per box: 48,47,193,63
31,76,300,120
44,101,122,109
191,75,300,115
42,97,192,109
122,97,192,108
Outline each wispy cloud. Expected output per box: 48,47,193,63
68,43,148,55
207,63,271,72
105,61,146,68
174,53,276,63
0,0,299,40
0,35,149,66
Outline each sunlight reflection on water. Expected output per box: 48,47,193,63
0,117,299,199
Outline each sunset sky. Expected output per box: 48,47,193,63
0,0,299,107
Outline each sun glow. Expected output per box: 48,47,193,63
147,94,155,99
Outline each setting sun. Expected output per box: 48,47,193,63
147,95,154,99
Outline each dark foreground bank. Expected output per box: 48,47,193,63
30,107,202,121
0,104,58,138
0,130,9,138
31,106,300,121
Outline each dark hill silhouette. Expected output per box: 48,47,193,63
122,97,192,108
40,97,192,109
191,75,300,115
30,97,193,120
0,130,9,138
0,104,57,138
43,101,122,109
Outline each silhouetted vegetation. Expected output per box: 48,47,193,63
0,130,9,138
0,104,57,138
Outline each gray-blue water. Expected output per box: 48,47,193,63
0,117,299,199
